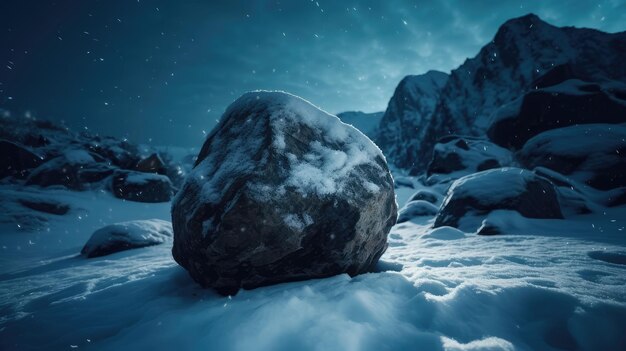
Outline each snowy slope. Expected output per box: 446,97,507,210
384,14,626,173
376,71,448,170
1,182,625,350
336,111,384,140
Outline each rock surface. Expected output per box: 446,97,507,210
434,168,563,230
488,80,626,149
111,170,173,202
0,140,43,179
81,219,172,258
172,91,397,294
518,124,626,190
25,150,97,190
426,136,512,179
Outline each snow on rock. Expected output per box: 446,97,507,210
111,169,173,203
397,200,439,223
25,149,102,190
426,136,512,181
518,124,626,190
434,168,563,231
172,91,397,294
375,70,448,171
81,219,172,258
0,139,44,179
488,79,626,149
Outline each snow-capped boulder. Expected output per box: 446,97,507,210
86,137,141,169
375,71,448,171
408,189,440,204
397,200,439,223
426,136,512,179
172,91,397,294
81,219,172,258
111,170,173,202
25,149,98,190
518,124,626,190
0,140,43,179
434,168,562,230
488,80,626,149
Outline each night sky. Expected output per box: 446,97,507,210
2,0,625,147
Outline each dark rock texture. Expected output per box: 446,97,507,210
172,91,397,294
0,140,43,179
18,199,70,215
135,153,167,175
488,79,626,149
426,136,511,178
518,124,626,190
434,168,563,229
111,170,173,202
82,219,172,258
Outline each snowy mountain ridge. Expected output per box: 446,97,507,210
380,13,626,173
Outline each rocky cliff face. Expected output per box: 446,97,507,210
380,14,626,174
375,70,448,170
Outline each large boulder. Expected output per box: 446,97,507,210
111,170,173,202
434,168,563,230
0,140,44,179
81,219,172,258
172,91,397,294
487,79,626,149
518,124,626,190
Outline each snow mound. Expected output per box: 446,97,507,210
397,200,439,223
81,219,172,258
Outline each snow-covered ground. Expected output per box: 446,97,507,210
1,183,625,350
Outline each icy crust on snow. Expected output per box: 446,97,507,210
81,219,172,257
185,91,386,205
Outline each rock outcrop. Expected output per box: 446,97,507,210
172,91,397,294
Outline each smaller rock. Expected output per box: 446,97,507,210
81,219,172,258
19,199,70,215
394,176,415,189
427,136,511,179
0,140,44,179
135,153,167,175
434,168,563,231
397,200,439,223
476,220,502,235
111,170,173,202
408,189,440,204
26,149,96,190
488,79,626,149
518,124,626,190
